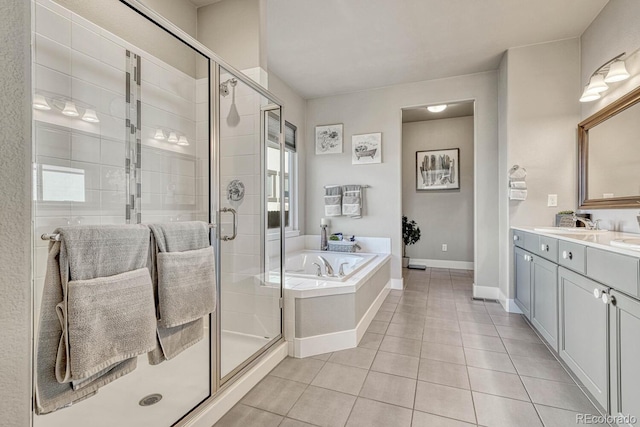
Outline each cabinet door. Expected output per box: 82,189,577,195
531,256,558,351
514,247,532,319
610,290,640,426
558,267,609,410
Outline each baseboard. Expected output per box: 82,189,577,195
409,258,474,270
473,284,499,300
390,277,404,289
498,289,523,314
292,280,390,358
185,342,287,427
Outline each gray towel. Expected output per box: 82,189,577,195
147,221,215,364
36,224,153,414
342,185,363,218
324,185,342,217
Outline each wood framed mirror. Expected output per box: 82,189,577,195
579,85,640,209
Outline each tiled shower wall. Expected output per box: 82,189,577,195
219,68,281,340
33,0,207,317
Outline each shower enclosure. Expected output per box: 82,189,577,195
31,0,284,425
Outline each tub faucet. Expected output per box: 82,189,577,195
338,262,349,277
572,213,600,230
318,256,334,276
312,262,323,277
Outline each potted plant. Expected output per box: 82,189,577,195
402,215,421,268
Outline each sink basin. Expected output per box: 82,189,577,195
610,239,640,250
533,227,608,235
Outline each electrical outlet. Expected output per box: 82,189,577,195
547,194,558,207
442,244,448,252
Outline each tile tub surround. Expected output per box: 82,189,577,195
284,252,391,358
216,268,605,427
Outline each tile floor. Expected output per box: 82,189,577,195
214,268,606,427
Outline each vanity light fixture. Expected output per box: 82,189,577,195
33,94,51,110
81,109,100,123
580,52,632,102
61,101,80,117
177,136,189,146
605,60,630,83
153,128,166,140
167,132,178,143
427,104,447,113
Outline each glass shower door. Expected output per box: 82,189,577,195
217,67,283,380
32,1,211,425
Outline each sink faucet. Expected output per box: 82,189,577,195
573,213,601,230
318,256,334,276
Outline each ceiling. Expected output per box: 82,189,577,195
189,0,222,8
402,102,474,123
266,0,608,99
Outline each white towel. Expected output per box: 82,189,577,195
342,185,363,218
324,185,342,217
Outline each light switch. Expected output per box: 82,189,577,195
548,194,558,207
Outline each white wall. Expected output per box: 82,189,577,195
402,116,474,264
140,0,197,38
305,72,499,288
197,0,264,71
498,38,581,304
580,0,640,232
0,0,32,424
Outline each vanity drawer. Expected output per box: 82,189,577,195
513,230,526,248
586,247,640,298
558,240,586,274
537,236,558,262
524,232,540,254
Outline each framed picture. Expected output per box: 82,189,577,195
315,124,343,155
352,132,382,164
416,148,460,190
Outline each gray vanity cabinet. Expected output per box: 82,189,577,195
558,267,609,410
531,256,558,351
609,290,640,426
514,247,532,319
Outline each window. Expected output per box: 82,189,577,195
267,114,297,231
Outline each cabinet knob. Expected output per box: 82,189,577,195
514,235,519,241
593,288,603,299
602,293,617,306
540,244,549,252
562,251,573,260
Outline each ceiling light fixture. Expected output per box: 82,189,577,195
33,94,51,110
167,132,178,143
580,52,632,103
427,104,447,113
81,109,100,123
153,129,166,140
177,136,189,146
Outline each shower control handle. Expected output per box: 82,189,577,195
220,207,238,241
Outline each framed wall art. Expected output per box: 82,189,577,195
315,123,343,154
416,148,459,190
351,132,382,164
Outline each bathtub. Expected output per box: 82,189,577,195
284,250,376,282
283,248,391,358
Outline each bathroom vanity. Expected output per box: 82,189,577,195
512,227,640,423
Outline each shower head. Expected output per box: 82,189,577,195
220,78,237,97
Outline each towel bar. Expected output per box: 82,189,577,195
41,223,217,241
323,185,371,189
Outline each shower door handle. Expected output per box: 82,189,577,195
220,207,238,241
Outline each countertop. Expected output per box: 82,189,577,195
512,226,640,259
